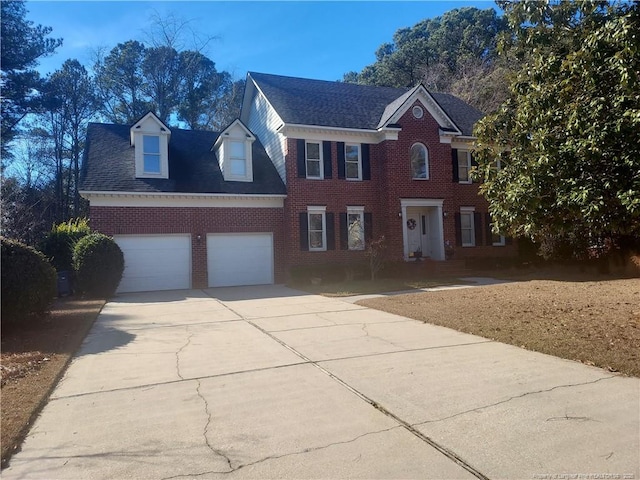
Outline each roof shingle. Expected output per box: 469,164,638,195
249,72,483,135
80,123,286,195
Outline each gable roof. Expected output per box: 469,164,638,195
80,123,286,195
247,72,483,136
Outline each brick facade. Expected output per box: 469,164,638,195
282,101,516,274
90,206,285,288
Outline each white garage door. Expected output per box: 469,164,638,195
114,235,191,293
207,233,273,287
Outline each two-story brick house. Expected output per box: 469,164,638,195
80,72,515,293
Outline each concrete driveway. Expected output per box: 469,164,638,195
4,285,639,479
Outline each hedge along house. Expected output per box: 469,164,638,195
81,73,515,293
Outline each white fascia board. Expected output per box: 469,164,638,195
80,191,286,208
387,86,462,136
451,137,477,150
400,198,444,208
279,123,393,144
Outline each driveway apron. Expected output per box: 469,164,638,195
3,286,639,480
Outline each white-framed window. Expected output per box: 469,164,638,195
307,206,326,251
412,105,424,119
492,231,506,246
306,141,323,179
411,143,429,179
345,144,361,180
460,207,475,247
229,141,247,177
347,207,364,250
458,150,472,183
143,135,161,174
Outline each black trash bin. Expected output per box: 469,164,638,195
57,270,72,297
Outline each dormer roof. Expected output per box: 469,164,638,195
213,118,256,150
130,111,171,145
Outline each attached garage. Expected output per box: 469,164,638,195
207,233,274,287
114,235,191,293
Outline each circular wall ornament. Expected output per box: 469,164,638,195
406,218,417,230
412,105,424,119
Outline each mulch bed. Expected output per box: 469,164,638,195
1,298,105,469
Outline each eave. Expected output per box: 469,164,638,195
277,123,400,144
80,191,286,209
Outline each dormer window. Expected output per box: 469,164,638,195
130,112,170,179
230,141,247,176
214,119,255,182
143,135,161,174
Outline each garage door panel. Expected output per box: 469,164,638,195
207,234,273,287
115,235,191,293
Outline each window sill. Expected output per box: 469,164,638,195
458,180,472,185
412,177,429,181
305,176,323,180
346,178,362,182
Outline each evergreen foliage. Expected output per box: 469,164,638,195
1,236,57,323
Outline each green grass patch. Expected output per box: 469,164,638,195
292,277,465,297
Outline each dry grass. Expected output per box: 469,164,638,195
358,276,640,377
1,298,104,468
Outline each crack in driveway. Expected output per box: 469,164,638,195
413,375,617,426
175,327,194,381
159,425,403,479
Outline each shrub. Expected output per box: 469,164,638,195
39,218,91,272
73,233,124,297
1,237,57,323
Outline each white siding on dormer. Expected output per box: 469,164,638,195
131,113,170,179
248,91,287,184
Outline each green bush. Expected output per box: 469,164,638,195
73,233,124,297
39,218,91,271
1,237,57,323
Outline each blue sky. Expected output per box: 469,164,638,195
26,1,499,82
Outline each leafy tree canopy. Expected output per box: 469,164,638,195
344,7,509,112
474,0,640,257
1,0,62,159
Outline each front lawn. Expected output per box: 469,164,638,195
358,276,640,377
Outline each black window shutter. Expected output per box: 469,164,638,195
326,213,335,250
339,213,348,250
323,141,332,179
451,148,459,182
474,212,482,247
299,212,308,251
297,139,306,178
455,213,462,247
337,142,345,179
362,144,371,180
364,213,373,246
471,152,478,183
485,213,493,246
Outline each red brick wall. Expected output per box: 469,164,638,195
90,206,285,288
283,101,516,272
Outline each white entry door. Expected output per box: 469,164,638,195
207,233,274,287
114,235,191,293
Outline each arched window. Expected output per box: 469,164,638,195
411,143,428,179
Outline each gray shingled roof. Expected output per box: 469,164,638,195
249,72,484,136
80,123,286,195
